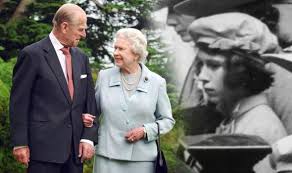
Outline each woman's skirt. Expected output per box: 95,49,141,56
93,155,155,173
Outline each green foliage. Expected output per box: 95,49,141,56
26,1,64,23
7,19,51,44
84,159,94,173
0,80,9,117
1,20,52,60
0,1,18,24
0,0,63,61
0,59,14,92
0,58,25,173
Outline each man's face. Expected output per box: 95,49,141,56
167,12,195,42
63,12,87,47
196,49,226,104
273,4,292,46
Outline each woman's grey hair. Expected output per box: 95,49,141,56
115,28,148,62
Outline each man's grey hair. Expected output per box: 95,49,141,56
52,3,85,27
115,28,149,62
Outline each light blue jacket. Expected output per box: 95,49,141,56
95,63,175,161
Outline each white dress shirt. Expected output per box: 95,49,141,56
49,32,68,82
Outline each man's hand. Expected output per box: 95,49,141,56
78,142,95,163
125,127,145,143
13,146,30,166
82,113,96,127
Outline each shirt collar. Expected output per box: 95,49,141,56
217,93,268,129
231,93,268,119
49,32,64,51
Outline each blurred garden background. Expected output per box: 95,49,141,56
0,0,184,172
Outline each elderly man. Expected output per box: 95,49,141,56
9,3,98,173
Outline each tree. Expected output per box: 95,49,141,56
8,0,33,23
0,58,22,173
0,0,63,61
77,0,154,63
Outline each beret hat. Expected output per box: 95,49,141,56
188,12,279,54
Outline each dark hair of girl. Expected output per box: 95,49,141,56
224,52,274,96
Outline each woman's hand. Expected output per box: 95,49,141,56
82,113,96,127
125,127,145,143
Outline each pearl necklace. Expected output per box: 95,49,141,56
121,73,136,85
121,68,141,91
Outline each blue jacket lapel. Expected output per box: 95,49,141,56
109,67,121,87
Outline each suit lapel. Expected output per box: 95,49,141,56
71,48,81,106
42,37,72,104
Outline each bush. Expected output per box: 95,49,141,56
0,58,25,173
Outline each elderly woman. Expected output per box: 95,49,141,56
188,12,287,173
83,28,175,173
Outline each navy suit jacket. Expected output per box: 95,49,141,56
9,36,98,164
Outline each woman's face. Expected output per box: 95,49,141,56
196,49,226,104
113,36,139,70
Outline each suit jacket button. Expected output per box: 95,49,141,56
126,120,129,124
67,124,72,128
